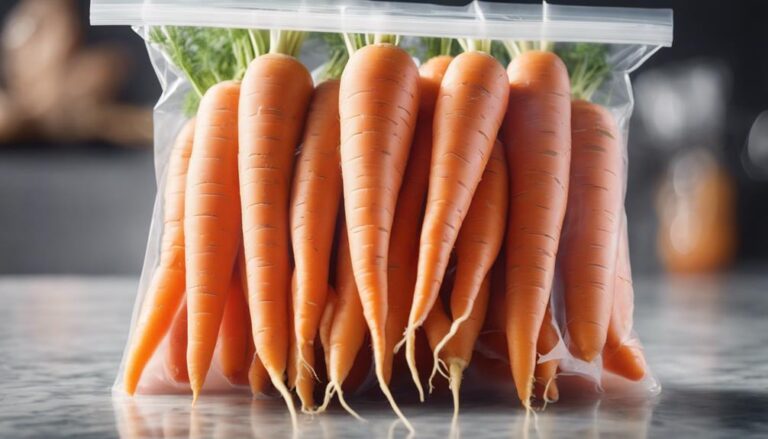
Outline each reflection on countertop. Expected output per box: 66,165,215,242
0,274,767,438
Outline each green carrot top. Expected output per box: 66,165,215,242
150,26,269,115
555,43,611,101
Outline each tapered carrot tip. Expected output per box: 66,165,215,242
568,323,605,362
124,379,136,396
544,380,559,403
604,345,647,381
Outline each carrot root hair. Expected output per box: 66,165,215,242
427,312,471,391
336,382,365,421
376,364,414,433
318,380,365,421
316,382,335,413
297,347,320,383
268,370,298,431
541,375,558,410
448,360,465,427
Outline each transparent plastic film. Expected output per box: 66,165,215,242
95,0,671,411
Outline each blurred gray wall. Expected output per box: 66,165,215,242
0,149,155,274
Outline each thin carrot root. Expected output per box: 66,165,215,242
316,382,335,414
335,382,365,422
268,370,298,432
448,361,464,426
403,327,425,402
377,365,414,433
541,375,558,410
428,313,470,391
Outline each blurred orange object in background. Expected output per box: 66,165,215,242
656,149,737,273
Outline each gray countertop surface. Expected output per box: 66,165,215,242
1,274,767,438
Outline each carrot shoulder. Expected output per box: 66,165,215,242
123,119,194,395
185,81,242,399
405,50,509,400
502,50,571,407
339,42,420,425
562,99,623,362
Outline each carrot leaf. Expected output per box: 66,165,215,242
342,33,400,56
317,33,349,81
149,26,267,116
457,38,492,54
423,37,457,59
269,30,307,57
556,43,610,101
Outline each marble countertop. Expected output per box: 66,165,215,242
1,274,766,438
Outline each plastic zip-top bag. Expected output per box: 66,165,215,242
91,0,672,415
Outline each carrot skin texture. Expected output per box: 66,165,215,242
338,43,420,409
603,214,646,381
448,141,508,340
327,226,368,386
319,286,338,371
238,54,314,384
164,298,189,384
409,51,509,330
290,79,343,357
502,51,571,406
563,99,624,362
428,140,508,387
123,119,195,395
185,81,242,397
384,55,453,383
248,354,270,396
218,264,252,386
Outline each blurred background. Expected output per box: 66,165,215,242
0,0,766,275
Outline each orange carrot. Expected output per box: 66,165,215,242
533,303,560,403
238,49,313,425
320,224,368,419
384,55,453,384
123,118,194,395
502,50,572,408
248,354,270,396
290,79,343,379
405,49,509,400
429,141,508,388
164,298,189,384
339,42,420,426
602,214,646,381
424,274,491,421
218,262,252,386
185,81,242,400
562,99,623,363
319,286,338,373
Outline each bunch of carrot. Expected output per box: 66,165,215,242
121,28,649,429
